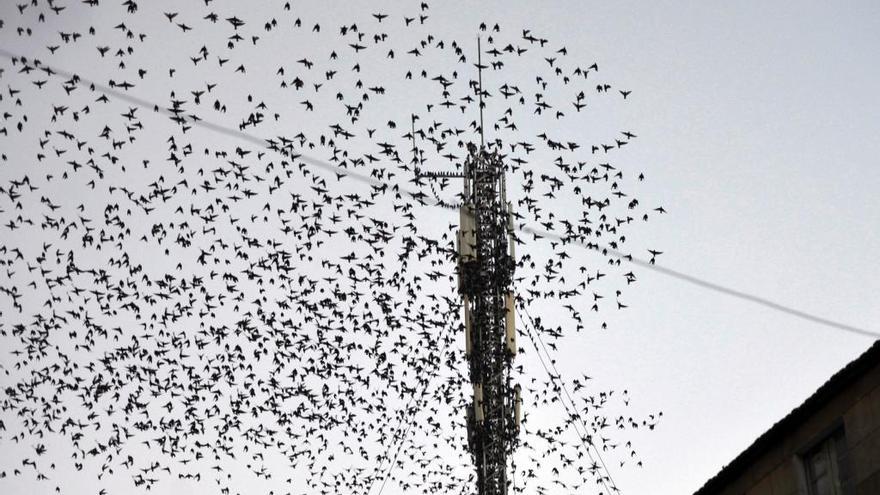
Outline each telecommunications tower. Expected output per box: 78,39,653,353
414,37,521,495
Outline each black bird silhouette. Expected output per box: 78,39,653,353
0,3,663,495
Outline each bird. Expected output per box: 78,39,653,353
0,4,662,495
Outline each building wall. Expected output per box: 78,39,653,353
707,361,880,495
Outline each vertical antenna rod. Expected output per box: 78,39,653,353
477,36,485,148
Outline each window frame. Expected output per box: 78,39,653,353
795,420,852,495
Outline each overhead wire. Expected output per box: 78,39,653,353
4,44,878,495
518,224,879,339
369,314,457,495
1,47,875,340
516,299,619,494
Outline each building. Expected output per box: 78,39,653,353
694,340,880,495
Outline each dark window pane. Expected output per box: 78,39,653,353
804,428,847,495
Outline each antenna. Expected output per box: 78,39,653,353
409,34,518,495
477,36,485,149
408,33,485,181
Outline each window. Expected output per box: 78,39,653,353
803,428,852,495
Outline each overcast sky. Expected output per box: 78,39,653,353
547,1,880,492
1,1,879,495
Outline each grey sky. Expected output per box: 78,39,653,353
1,1,879,495
544,1,880,493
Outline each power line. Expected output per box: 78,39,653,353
515,299,618,494
369,315,455,495
519,224,879,339
368,387,418,495
1,50,874,341
519,302,620,493
371,391,421,495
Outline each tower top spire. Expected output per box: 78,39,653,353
477,36,485,149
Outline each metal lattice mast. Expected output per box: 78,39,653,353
458,143,519,495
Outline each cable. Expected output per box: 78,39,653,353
367,387,418,495
516,299,619,494
369,315,454,495
518,224,879,339
4,47,870,341
519,302,621,493
372,393,420,495
519,306,615,494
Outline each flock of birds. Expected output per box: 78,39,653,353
0,1,664,494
